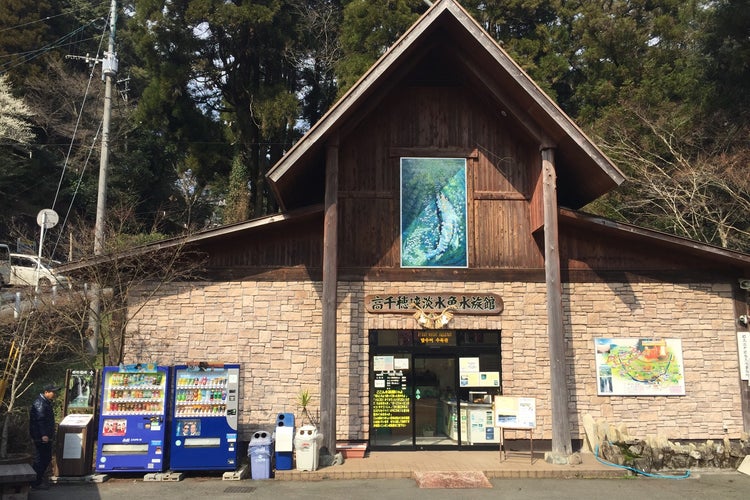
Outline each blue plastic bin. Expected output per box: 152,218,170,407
248,430,274,479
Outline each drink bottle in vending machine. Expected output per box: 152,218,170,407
96,364,170,472
169,363,240,471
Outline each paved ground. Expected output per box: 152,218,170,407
15,450,750,499
26,471,750,500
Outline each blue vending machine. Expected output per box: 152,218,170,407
96,364,169,473
169,363,240,471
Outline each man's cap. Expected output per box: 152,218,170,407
43,383,61,392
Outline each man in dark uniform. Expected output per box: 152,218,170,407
29,383,60,490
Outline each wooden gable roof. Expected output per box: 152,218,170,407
267,0,625,211
56,1,750,280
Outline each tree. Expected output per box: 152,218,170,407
2,55,112,253
64,205,208,366
0,74,34,144
336,0,425,95
0,73,49,245
702,0,750,119
224,152,251,224
591,105,750,251
289,0,342,127
0,0,57,84
0,298,86,459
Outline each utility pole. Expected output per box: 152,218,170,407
88,0,118,355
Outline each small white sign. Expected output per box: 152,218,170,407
394,357,409,370
738,332,750,381
62,432,83,459
60,414,93,426
459,357,480,374
373,356,394,372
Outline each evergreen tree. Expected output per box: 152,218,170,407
336,0,426,95
703,0,750,120
224,151,251,224
0,0,57,84
178,0,304,218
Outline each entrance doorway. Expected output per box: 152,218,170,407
414,356,456,447
369,329,501,450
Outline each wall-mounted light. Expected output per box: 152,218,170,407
739,315,749,327
411,303,456,329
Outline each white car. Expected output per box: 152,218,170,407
8,253,72,289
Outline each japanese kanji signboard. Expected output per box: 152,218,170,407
365,293,503,315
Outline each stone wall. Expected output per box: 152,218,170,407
584,415,750,471
126,279,745,443
598,437,750,472
566,281,742,440
127,281,325,437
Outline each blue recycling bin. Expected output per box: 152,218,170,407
248,430,274,479
275,413,295,470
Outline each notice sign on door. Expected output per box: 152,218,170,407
372,389,410,428
459,357,500,387
372,371,410,428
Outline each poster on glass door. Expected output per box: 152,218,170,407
458,357,499,387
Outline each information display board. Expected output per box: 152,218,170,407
493,396,536,429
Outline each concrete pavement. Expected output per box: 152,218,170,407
27,471,750,500
23,450,750,499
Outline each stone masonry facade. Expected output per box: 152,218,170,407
125,279,743,443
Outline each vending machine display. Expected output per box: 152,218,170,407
95,364,169,473
169,363,240,471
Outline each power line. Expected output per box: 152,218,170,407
0,7,93,34
0,20,101,74
50,16,110,222
0,36,101,60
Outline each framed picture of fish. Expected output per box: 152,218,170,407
400,157,468,268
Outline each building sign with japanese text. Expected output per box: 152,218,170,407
416,330,456,346
365,293,503,315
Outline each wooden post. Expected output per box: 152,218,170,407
541,147,572,457
733,283,750,433
320,135,339,455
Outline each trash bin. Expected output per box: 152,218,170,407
294,425,323,471
275,413,295,470
248,430,274,479
55,414,95,476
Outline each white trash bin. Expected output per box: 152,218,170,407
294,425,323,471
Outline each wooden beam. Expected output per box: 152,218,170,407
542,147,572,456
320,134,339,455
733,283,750,433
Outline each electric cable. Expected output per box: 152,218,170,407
0,22,98,74
51,120,103,258
45,17,109,259
0,7,92,34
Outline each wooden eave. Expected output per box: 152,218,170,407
56,205,324,272
559,207,750,274
266,0,625,211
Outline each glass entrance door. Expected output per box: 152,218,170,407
369,329,501,450
414,356,458,447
